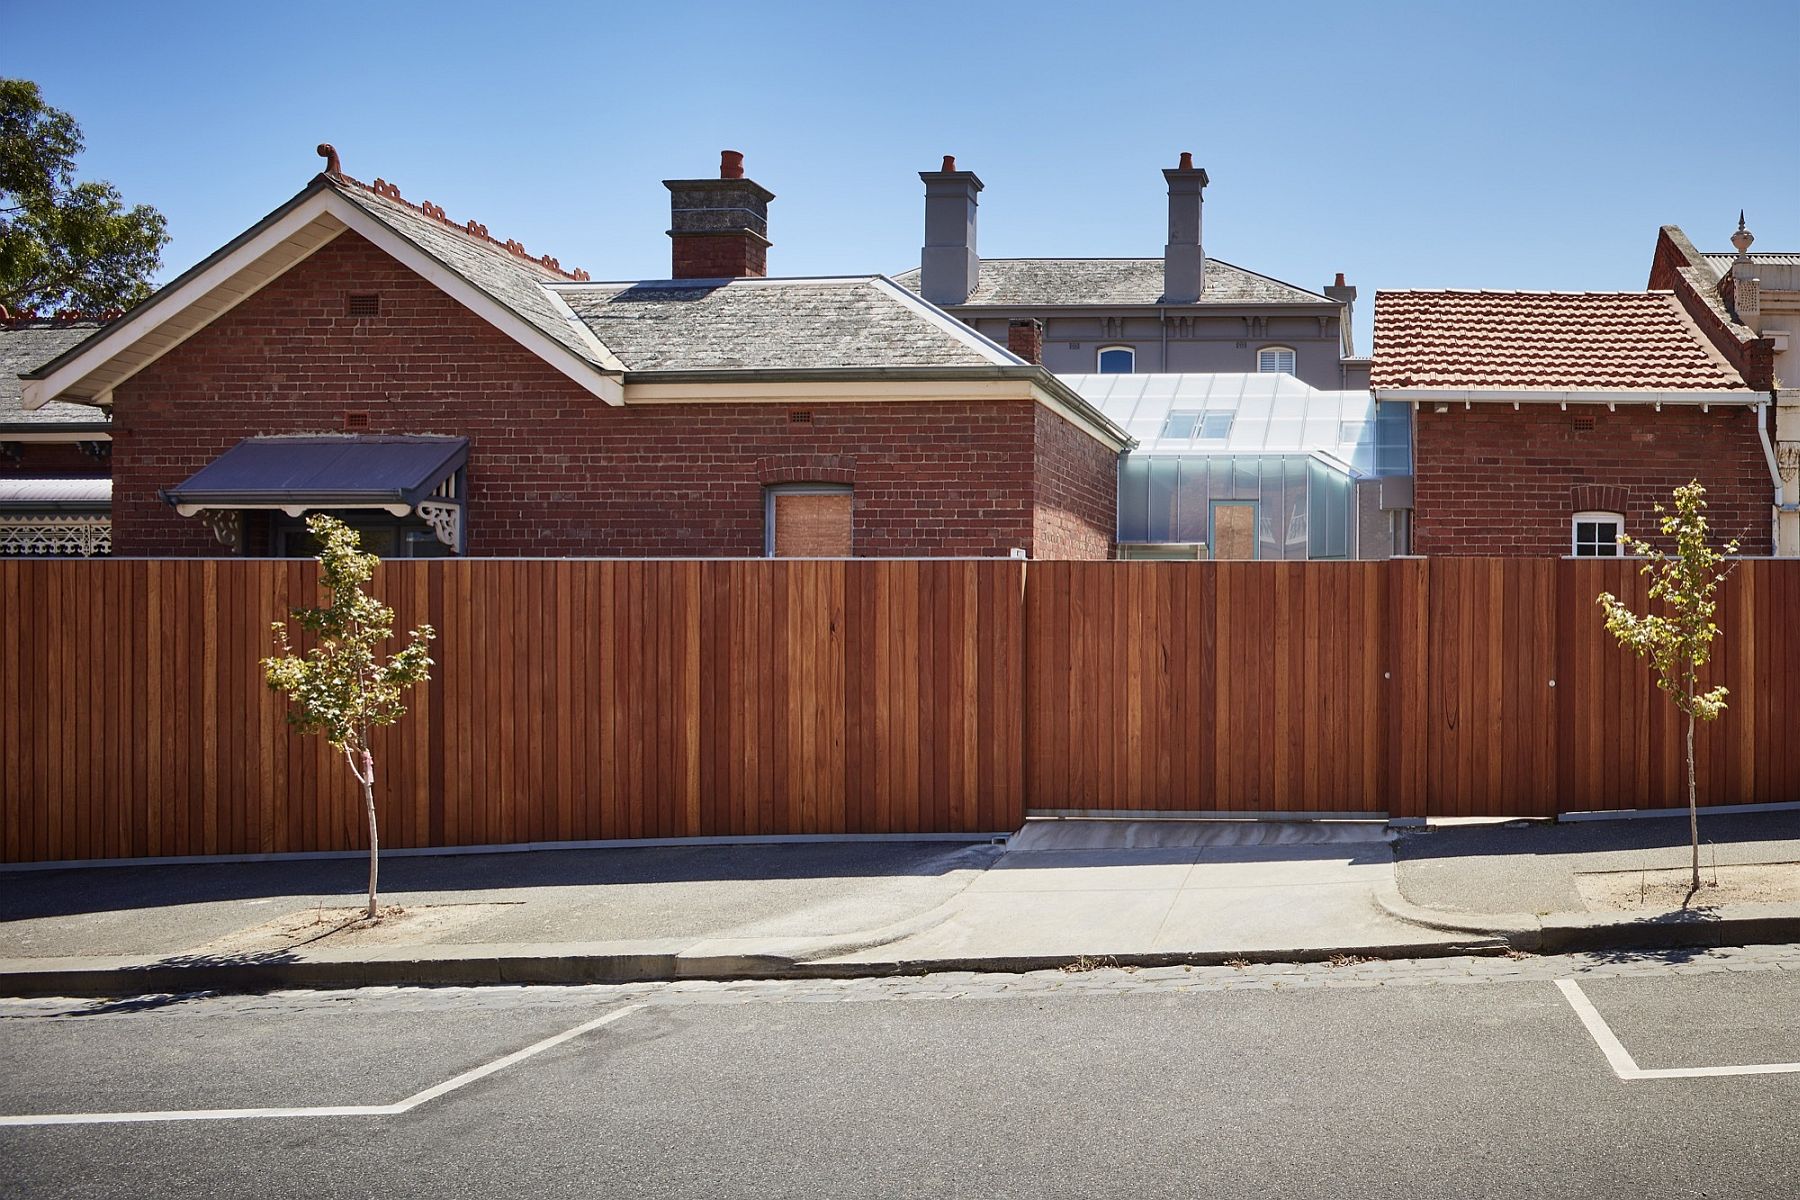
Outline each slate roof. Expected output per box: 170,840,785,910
329,180,618,372
554,276,1017,372
1369,290,1752,392
891,258,1328,307
2,319,112,427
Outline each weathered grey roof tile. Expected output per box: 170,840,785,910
2,320,112,427
891,258,1328,307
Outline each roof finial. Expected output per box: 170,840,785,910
1732,210,1755,258
316,143,341,177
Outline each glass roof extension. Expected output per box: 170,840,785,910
1063,372,1411,477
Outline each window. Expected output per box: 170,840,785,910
1198,413,1234,440
1572,511,1623,557
1160,411,1200,440
766,485,853,558
1257,346,1297,375
1097,346,1135,374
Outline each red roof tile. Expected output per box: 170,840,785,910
1370,290,1752,392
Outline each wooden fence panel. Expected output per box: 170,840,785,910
2,556,1797,863
1024,561,1394,815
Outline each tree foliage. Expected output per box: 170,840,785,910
1596,481,1737,892
1,78,169,314
264,515,435,918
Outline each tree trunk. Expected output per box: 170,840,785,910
362,750,379,921
1685,673,1699,895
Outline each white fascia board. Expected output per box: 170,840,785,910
24,189,624,410
0,430,111,443
330,203,624,406
535,284,629,375
21,192,347,410
1373,387,1759,405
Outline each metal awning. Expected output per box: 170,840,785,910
0,477,112,514
162,435,468,552
164,435,467,515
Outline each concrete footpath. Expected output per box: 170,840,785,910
3,813,1798,995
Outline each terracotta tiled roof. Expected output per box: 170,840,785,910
1370,290,1752,392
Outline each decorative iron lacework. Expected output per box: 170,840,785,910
0,516,111,557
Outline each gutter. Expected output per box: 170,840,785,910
624,364,1135,451
1374,387,1760,406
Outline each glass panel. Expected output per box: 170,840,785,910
1199,413,1234,440
1307,461,1351,559
1260,459,1286,560
1172,458,1210,543
1145,458,1179,542
1118,456,1150,542
1284,457,1309,556
1161,411,1199,440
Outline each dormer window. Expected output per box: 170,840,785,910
1257,346,1296,375
1098,346,1135,374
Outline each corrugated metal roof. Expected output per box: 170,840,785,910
0,477,111,505
1064,373,1409,475
164,435,467,507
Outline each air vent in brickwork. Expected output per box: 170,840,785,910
1572,417,1595,433
789,410,813,424
347,294,380,317
342,411,371,431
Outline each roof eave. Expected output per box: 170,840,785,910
1373,386,1761,404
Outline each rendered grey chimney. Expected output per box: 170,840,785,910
1324,272,1358,352
919,155,983,306
665,150,774,279
1162,152,1209,304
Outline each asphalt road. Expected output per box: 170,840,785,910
4,948,1798,1199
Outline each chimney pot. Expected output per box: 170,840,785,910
942,155,956,172
1334,272,1346,287
665,154,774,279
1178,151,1193,170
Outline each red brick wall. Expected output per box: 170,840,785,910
670,233,766,280
1413,404,1773,556
1,441,109,478
111,231,1112,559
1031,403,1117,559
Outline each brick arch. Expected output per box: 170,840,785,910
757,453,857,487
1570,484,1628,514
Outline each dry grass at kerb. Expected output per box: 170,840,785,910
1576,862,1800,912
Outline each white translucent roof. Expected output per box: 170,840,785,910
0,477,112,504
1064,372,1408,475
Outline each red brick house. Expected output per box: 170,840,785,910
19,149,1127,560
1372,290,1776,556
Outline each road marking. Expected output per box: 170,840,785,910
0,1003,643,1127
1555,979,1800,1081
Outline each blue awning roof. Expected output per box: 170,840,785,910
163,435,467,511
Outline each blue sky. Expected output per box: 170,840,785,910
5,0,1797,351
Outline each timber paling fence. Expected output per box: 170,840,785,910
2,558,1797,864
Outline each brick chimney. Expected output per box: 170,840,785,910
665,150,774,279
1162,152,1208,304
1007,318,1044,364
919,155,983,306
1324,272,1357,352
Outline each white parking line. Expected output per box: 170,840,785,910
0,1003,644,1127
1556,979,1800,1081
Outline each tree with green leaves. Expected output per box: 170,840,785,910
264,515,436,921
1,78,169,314
1597,481,1738,895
